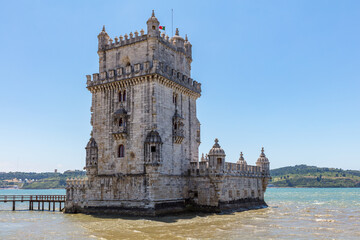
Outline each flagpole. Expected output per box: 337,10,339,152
171,9,173,36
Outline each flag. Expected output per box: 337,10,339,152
159,26,166,30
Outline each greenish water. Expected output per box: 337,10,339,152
0,188,360,239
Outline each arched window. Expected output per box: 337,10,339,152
118,145,124,158
118,92,122,102
119,118,123,126
123,90,126,102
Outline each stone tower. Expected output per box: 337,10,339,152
66,11,270,215
67,11,201,215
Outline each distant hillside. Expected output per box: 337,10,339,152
0,171,86,189
270,165,360,187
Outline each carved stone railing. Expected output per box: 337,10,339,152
112,126,127,140
66,178,88,189
189,161,269,178
173,129,184,144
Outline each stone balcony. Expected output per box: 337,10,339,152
112,126,127,140
173,129,184,144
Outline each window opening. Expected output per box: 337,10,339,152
151,146,156,153
118,145,124,158
123,90,126,102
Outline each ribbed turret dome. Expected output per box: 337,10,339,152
145,130,162,144
237,152,247,165
146,10,159,25
86,137,97,148
172,28,184,40
257,147,269,163
98,25,109,37
208,138,226,156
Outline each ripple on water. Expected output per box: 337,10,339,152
1,188,360,239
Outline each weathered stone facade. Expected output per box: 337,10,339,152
65,11,271,216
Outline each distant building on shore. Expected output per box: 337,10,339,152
65,11,271,216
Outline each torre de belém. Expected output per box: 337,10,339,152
65,11,271,216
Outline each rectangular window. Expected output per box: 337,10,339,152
151,146,156,152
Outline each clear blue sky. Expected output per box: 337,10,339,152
0,0,359,172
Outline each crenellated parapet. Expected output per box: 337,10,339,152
98,29,148,51
98,29,192,60
190,139,271,178
190,161,266,177
86,60,201,95
66,178,88,189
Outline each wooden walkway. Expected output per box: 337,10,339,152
0,195,66,211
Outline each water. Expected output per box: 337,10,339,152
1,188,360,239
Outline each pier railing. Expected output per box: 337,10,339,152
0,195,66,211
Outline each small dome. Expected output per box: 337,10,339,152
145,130,162,144
172,28,184,40
98,25,109,37
147,10,159,25
237,152,247,165
257,147,269,163
86,137,97,149
208,138,226,156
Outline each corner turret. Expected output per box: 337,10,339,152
208,138,226,171
144,130,163,165
237,152,247,165
147,10,160,37
184,34,192,57
85,137,98,177
256,147,270,174
172,28,185,50
98,25,110,49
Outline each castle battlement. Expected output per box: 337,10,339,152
98,28,192,60
65,11,270,216
99,29,147,51
190,161,267,177
86,60,201,94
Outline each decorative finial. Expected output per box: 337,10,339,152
238,151,245,163
215,138,219,144
152,10,155,17
185,34,188,41
260,147,266,157
102,25,106,32
175,28,179,36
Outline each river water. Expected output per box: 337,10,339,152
0,188,359,239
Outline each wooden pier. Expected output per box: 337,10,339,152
0,195,66,211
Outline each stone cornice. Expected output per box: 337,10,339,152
87,74,201,99
86,61,201,98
